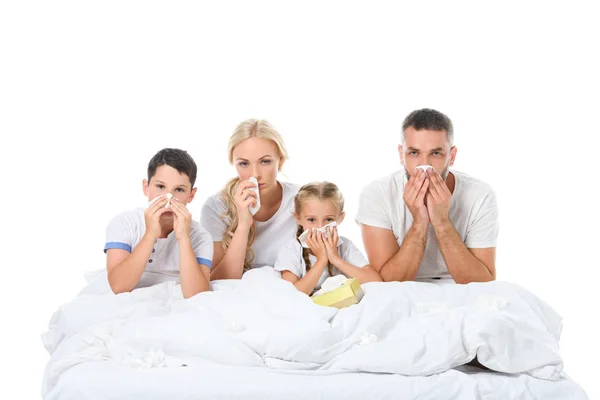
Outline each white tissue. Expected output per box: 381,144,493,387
148,193,173,208
312,275,349,296
415,165,433,172
298,221,344,248
248,177,261,215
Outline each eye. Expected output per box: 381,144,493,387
176,188,185,193
239,161,249,167
156,184,165,190
408,151,418,156
433,151,442,157
261,159,272,165
326,218,335,222
307,218,315,223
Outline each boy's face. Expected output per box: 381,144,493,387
143,165,197,216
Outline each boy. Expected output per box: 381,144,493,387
104,148,212,298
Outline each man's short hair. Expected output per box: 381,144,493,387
401,108,454,145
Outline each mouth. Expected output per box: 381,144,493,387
258,183,266,188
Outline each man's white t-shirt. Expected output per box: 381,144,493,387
274,236,368,290
356,169,498,279
200,181,300,269
104,208,214,289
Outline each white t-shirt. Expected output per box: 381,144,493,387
356,169,498,279
104,208,214,288
274,236,368,290
200,181,300,269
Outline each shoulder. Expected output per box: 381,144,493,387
107,208,144,227
453,170,497,198
280,236,302,255
358,170,405,204
361,170,405,194
281,181,301,199
201,191,227,213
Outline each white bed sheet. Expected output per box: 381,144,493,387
45,360,588,400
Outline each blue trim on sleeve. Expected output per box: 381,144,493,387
197,257,212,269
104,242,132,253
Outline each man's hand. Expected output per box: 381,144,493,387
425,168,452,227
404,169,430,227
170,197,193,241
144,196,171,240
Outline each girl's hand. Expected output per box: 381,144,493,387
306,230,328,263
323,226,340,262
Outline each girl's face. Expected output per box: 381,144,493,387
295,198,345,230
232,137,283,197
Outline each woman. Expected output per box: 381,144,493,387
201,119,300,279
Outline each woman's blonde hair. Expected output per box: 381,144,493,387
220,119,289,271
293,182,345,275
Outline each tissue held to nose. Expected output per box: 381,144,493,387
298,221,344,248
248,176,261,215
148,193,173,208
415,165,433,172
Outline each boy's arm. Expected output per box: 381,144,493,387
178,238,210,298
106,234,156,293
171,199,211,298
105,197,169,294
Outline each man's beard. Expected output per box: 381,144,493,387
405,164,450,181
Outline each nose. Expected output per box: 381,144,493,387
251,165,260,180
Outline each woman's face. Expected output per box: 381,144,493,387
232,137,283,196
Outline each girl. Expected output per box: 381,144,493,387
200,119,300,279
274,182,382,295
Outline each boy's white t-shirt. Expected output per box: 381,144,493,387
104,208,214,289
200,181,300,269
356,169,498,280
274,236,368,290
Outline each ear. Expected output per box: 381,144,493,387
337,211,346,225
293,212,302,226
143,179,149,197
278,156,285,172
188,187,198,203
449,146,458,166
398,144,405,167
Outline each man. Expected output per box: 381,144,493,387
356,108,497,283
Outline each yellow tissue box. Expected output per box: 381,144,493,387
311,278,364,309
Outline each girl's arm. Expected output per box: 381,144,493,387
328,258,383,283
325,227,383,284
281,258,329,295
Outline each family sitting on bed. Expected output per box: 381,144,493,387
104,108,498,298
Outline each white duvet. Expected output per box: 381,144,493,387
42,267,577,398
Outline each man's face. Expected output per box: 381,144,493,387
398,126,457,180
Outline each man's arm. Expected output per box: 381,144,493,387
359,169,432,282
425,168,495,283
361,223,427,282
433,221,495,283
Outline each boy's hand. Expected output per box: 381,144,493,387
170,198,193,241
144,196,170,240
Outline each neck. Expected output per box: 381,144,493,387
260,181,283,208
446,171,456,194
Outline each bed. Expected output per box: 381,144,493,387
41,268,589,399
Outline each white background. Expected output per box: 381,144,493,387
1,1,598,398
